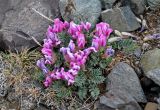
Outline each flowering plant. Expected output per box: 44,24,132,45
37,18,114,99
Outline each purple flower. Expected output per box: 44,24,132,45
44,55,53,64
60,47,76,62
36,58,49,74
104,47,115,57
46,32,61,47
68,40,76,52
144,33,160,41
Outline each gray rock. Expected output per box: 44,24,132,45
106,62,146,103
97,94,142,110
0,0,60,52
121,0,146,15
100,0,117,9
141,49,160,74
0,0,11,27
59,0,101,27
96,62,146,110
147,0,160,10
101,6,141,32
146,69,160,86
134,47,142,58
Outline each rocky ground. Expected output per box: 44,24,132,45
0,0,160,110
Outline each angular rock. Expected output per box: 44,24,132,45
96,62,146,110
141,49,160,74
97,92,142,110
100,0,117,9
0,0,60,52
147,0,160,10
0,0,10,27
107,62,146,102
59,0,101,27
101,6,141,32
121,0,146,15
146,69,160,86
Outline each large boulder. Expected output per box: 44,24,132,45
0,0,60,52
101,6,141,32
141,49,160,86
96,62,146,110
59,0,101,28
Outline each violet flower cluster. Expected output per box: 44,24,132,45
37,18,114,87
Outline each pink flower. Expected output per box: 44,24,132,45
84,47,97,56
76,32,86,49
68,69,78,76
68,21,82,38
64,21,69,29
43,39,53,48
37,19,114,87
53,18,65,33
92,36,100,51
44,76,52,87
70,62,80,71
99,34,107,47
66,50,75,62
96,22,113,37
67,79,75,85
60,47,75,62
41,48,52,56
81,22,91,31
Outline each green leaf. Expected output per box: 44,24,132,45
52,81,71,98
74,71,86,87
89,87,100,99
78,87,87,100
90,68,105,84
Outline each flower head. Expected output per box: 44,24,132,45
104,46,115,58
76,32,86,49
81,22,91,31
36,58,49,74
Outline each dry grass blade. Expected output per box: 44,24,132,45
32,8,54,22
